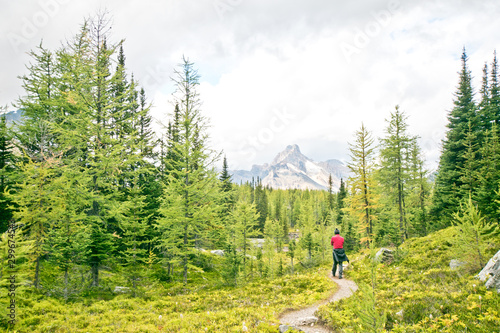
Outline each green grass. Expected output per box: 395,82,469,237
316,227,500,332
3,265,336,333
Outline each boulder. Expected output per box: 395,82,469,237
476,249,500,293
113,286,130,293
278,325,303,333
449,259,465,270
297,316,318,326
374,248,394,264
210,250,224,256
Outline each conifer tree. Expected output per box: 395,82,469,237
336,178,347,225
44,166,91,300
253,180,268,234
156,57,220,284
476,124,500,223
230,198,260,271
489,51,500,126
328,174,334,211
346,124,378,247
378,106,413,244
0,112,16,233
407,138,430,237
432,48,479,227
119,182,149,296
458,122,480,197
8,157,60,289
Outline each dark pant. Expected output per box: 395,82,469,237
332,253,343,278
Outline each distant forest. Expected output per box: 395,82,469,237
1,13,500,305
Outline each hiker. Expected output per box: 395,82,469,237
331,228,349,279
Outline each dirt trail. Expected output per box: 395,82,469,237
278,271,358,333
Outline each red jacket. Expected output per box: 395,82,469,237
331,235,344,249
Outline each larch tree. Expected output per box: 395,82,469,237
346,123,378,248
156,57,221,284
378,106,413,244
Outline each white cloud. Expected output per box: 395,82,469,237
1,0,500,172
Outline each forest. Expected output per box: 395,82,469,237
1,13,500,332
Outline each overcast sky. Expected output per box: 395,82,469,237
1,0,500,171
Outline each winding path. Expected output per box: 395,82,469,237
278,271,358,333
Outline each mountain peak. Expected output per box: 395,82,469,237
230,144,351,191
286,144,301,153
271,144,308,166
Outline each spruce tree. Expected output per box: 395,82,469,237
432,48,479,227
0,112,15,233
336,178,347,225
476,124,500,223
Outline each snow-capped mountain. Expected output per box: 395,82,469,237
230,144,350,192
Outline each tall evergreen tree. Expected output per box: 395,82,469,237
432,48,479,227
336,178,347,225
476,124,500,223
0,112,16,233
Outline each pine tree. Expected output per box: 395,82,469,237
432,48,479,227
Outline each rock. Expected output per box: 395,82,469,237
250,238,265,248
113,286,130,293
476,249,500,293
278,325,291,333
297,316,318,326
278,325,303,332
396,309,403,319
210,250,224,256
449,259,465,270
374,248,394,264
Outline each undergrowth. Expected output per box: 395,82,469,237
2,265,336,332
316,227,500,332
